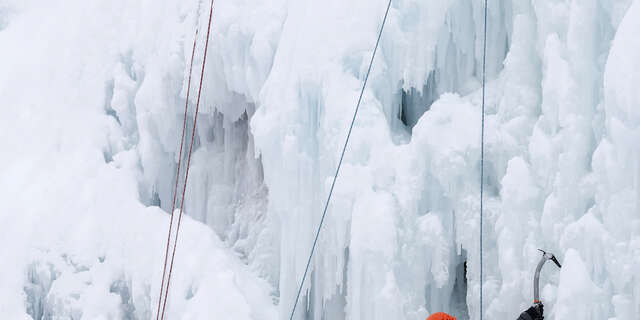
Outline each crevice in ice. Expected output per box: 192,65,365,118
398,72,437,130
138,88,277,284
310,247,349,319
102,52,143,167
391,0,513,136
325,247,350,319
103,150,114,163
450,253,469,320
185,284,196,300
103,81,118,165
422,225,470,320
24,262,57,320
150,185,162,208
184,106,267,238
109,278,137,320
484,0,511,79
104,80,121,125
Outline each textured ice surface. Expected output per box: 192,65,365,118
1,0,639,319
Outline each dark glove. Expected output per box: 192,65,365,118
517,304,543,320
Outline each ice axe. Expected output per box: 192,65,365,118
517,249,562,320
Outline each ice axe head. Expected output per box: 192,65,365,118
537,249,562,268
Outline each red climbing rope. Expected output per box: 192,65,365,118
158,0,215,318
155,27,199,320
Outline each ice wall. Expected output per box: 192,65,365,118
0,0,277,318
1,0,639,319
248,0,639,319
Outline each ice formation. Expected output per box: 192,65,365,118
0,0,638,319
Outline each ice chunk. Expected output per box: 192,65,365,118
555,249,606,319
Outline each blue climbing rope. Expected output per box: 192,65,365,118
288,0,393,319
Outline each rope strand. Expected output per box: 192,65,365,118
480,0,488,319
157,0,215,318
288,0,392,318
155,27,198,320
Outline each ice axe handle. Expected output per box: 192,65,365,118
534,249,561,304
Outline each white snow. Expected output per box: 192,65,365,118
1,0,639,319
0,0,276,319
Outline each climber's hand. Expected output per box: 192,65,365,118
517,303,543,320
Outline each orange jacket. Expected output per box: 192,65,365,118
427,312,456,320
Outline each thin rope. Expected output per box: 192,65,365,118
480,0,488,319
158,0,215,318
288,1,392,319
155,27,198,320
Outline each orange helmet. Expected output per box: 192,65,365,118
426,312,456,320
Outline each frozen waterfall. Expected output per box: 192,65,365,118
0,0,638,319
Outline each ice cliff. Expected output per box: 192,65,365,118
0,0,638,319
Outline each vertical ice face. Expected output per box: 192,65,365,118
590,1,640,318
2,0,640,319
132,0,287,288
248,1,499,318
248,0,638,319
0,0,279,318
